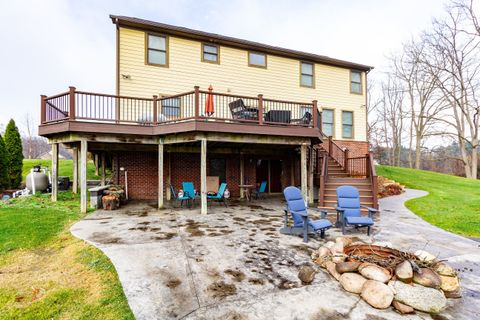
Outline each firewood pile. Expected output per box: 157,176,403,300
377,176,405,198
102,185,126,210
311,237,461,315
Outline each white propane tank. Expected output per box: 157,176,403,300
26,167,49,193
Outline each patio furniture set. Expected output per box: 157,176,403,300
229,99,313,125
281,185,378,242
170,180,268,208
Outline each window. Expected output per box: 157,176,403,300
161,97,180,117
300,62,314,87
146,33,167,66
322,109,334,137
350,70,362,94
342,111,354,139
202,43,219,63
248,52,267,68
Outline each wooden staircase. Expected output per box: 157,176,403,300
315,137,378,210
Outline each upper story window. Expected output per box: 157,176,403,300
248,52,267,68
146,33,168,66
342,111,354,139
161,97,180,117
322,109,334,137
300,62,314,88
350,70,362,94
202,43,219,64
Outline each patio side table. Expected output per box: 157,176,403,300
238,184,254,201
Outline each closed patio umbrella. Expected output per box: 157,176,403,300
205,85,214,116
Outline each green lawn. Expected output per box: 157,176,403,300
22,159,99,183
0,191,133,318
377,165,480,238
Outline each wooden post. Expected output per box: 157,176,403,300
258,94,263,125
200,138,207,214
308,146,314,205
101,152,106,186
51,143,58,201
40,95,47,124
158,141,164,209
267,160,271,194
300,144,308,203
94,154,99,176
69,86,76,120
80,139,88,213
290,155,295,186
328,136,333,154
166,152,171,200
240,154,245,198
153,95,158,125
312,100,318,128
72,146,78,194
194,86,200,119
344,148,349,170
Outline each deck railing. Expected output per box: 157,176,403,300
40,86,321,128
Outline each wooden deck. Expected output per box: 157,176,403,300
39,86,323,139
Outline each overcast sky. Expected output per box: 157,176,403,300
0,0,448,133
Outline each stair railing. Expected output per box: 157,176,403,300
328,136,347,169
367,153,378,209
319,152,328,207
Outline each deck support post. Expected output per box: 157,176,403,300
72,146,78,194
240,154,244,199
267,160,271,194
166,152,171,201
200,138,207,215
308,146,314,205
158,141,164,209
101,152,106,186
80,139,88,213
300,143,308,203
51,143,59,201
290,155,295,186
94,154,99,176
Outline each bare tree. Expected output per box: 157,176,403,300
377,76,406,166
391,39,446,169
422,2,480,178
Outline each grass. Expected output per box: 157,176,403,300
0,191,134,319
22,159,99,183
377,165,480,238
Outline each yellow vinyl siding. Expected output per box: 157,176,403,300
118,27,367,141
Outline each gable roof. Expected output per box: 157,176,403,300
110,15,373,72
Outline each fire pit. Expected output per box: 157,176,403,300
312,237,461,315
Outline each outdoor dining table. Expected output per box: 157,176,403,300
238,184,254,201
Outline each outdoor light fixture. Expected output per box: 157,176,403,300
121,74,131,79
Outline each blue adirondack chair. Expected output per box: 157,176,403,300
280,186,332,242
170,185,190,207
207,182,228,207
335,185,378,235
182,182,199,207
253,181,267,200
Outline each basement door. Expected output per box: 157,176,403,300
256,159,282,193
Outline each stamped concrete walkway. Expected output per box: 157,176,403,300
70,190,480,320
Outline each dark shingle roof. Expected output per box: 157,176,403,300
110,15,373,71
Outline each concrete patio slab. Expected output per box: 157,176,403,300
71,192,479,319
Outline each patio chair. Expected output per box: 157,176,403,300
182,182,199,207
335,185,378,236
253,181,267,200
228,99,258,120
207,182,228,207
170,185,191,208
280,186,332,242
291,111,312,125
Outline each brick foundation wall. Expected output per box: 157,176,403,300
113,151,294,200
321,140,369,158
